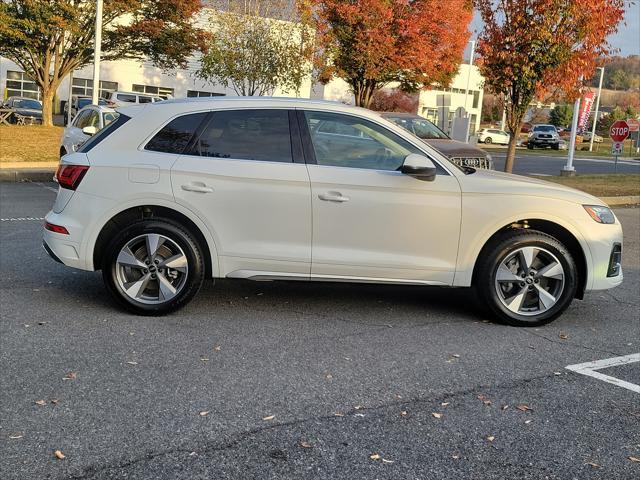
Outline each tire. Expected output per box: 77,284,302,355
475,230,578,327
485,137,493,144
552,143,560,150
102,219,205,315
527,142,534,150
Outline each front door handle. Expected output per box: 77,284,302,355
181,182,213,194
318,191,350,202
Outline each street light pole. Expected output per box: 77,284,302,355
562,95,581,176
91,0,103,106
463,40,476,143
589,67,604,152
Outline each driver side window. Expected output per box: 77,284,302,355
304,111,423,171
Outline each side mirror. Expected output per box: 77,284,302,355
82,126,97,136
401,154,437,181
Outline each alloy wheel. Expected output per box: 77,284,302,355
494,246,565,316
115,234,189,305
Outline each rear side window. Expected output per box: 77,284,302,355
138,96,153,104
189,109,292,162
117,94,136,103
77,114,131,153
145,113,207,154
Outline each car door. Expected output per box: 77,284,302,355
170,108,312,278
300,109,462,285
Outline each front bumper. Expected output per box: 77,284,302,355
585,223,624,291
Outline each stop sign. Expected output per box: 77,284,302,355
610,120,630,142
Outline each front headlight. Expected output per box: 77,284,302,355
583,205,616,224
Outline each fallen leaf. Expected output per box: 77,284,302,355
382,458,394,464
54,450,65,460
50,399,59,405
487,436,495,442
559,332,568,340
516,404,532,412
189,451,197,456
483,400,492,406
585,462,600,468
262,415,275,421
325,374,333,380
554,372,562,376
524,420,533,424
200,357,209,362
334,412,344,417
452,454,460,459
300,441,312,449
355,413,365,417
501,405,509,411
35,400,46,406
629,456,640,463
9,434,23,439
400,411,408,417
370,454,381,460
63,372,77,381
213,346,221,352
126,361,138,365
451,354,460,358
477,394,488,401
441,402,450,407
199,411,209,416
354,405,364,410
432,412,442,419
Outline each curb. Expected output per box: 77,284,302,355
0,169,56,183
600,196,640,206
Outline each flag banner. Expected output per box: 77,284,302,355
577,91,596,132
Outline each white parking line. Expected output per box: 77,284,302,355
0,217,45,222
566,353,640,393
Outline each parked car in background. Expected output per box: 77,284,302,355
582,131,603,143
477,128,510,145
60,105,118,156
44,97,623,326
520,123,532,133
1,96,43,124
63,96,108,123
528,124,561,149
105,91,164,107
381,113,493,170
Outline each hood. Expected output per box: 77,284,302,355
423,138,489,158
460,168,604,206
14,108,42,117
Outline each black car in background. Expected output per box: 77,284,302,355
1,96,43,125
380,112,494,170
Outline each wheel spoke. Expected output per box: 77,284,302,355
536,285,557,310
145,234,164,261
496,264,522,283
124,274,151,299
506,287,527,313
536,261,564,280
117,247,146,269
157,273,177,301
518,247,538,271
158,253,187,272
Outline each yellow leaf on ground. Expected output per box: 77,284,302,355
370,454,381,460
262,415,275,421
199,411,209,416
432,412,442,419
54,450,65,460
35,400,46,406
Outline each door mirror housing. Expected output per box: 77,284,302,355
82,126,97,136
401,154,437,181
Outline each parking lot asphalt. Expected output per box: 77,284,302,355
486,150,640,176
1,182,639,480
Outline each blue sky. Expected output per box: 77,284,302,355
468,3,640,58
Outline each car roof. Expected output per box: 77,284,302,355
379,112,422,119
158,96,344,107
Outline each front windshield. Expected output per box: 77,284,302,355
14,99,42,110
535,125,556,132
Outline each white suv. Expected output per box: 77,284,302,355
45,98,623,326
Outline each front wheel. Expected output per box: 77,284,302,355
102,219,205,315
484,137,493,144
475,230,578,326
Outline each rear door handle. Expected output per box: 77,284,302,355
181,183,213,193
318,191,350,202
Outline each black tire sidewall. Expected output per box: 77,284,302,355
102,219,205,315
477,232,578,327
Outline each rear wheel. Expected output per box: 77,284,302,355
527,142,534,149
484,137,493,144
475,230,578,326
102,219,205,315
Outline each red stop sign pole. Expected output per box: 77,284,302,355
610,120,629,142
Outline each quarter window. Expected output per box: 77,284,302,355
304,111,426,171
189,109,292,163
145,113,207,154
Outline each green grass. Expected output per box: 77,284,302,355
0,125,63,163
532,174,640,197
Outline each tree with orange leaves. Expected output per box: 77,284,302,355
309,0,473,108
474,0,626,173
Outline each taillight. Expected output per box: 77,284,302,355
56,165,89,190
44,221,69,235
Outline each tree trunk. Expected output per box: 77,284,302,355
503,109,526,173
504,134,518,173
352,80,377,108
41,88,55,127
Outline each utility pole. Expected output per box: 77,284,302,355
589,67,604,152
67,70,74,126
91,0,103,106
463,40,476,143
562,95,581,176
